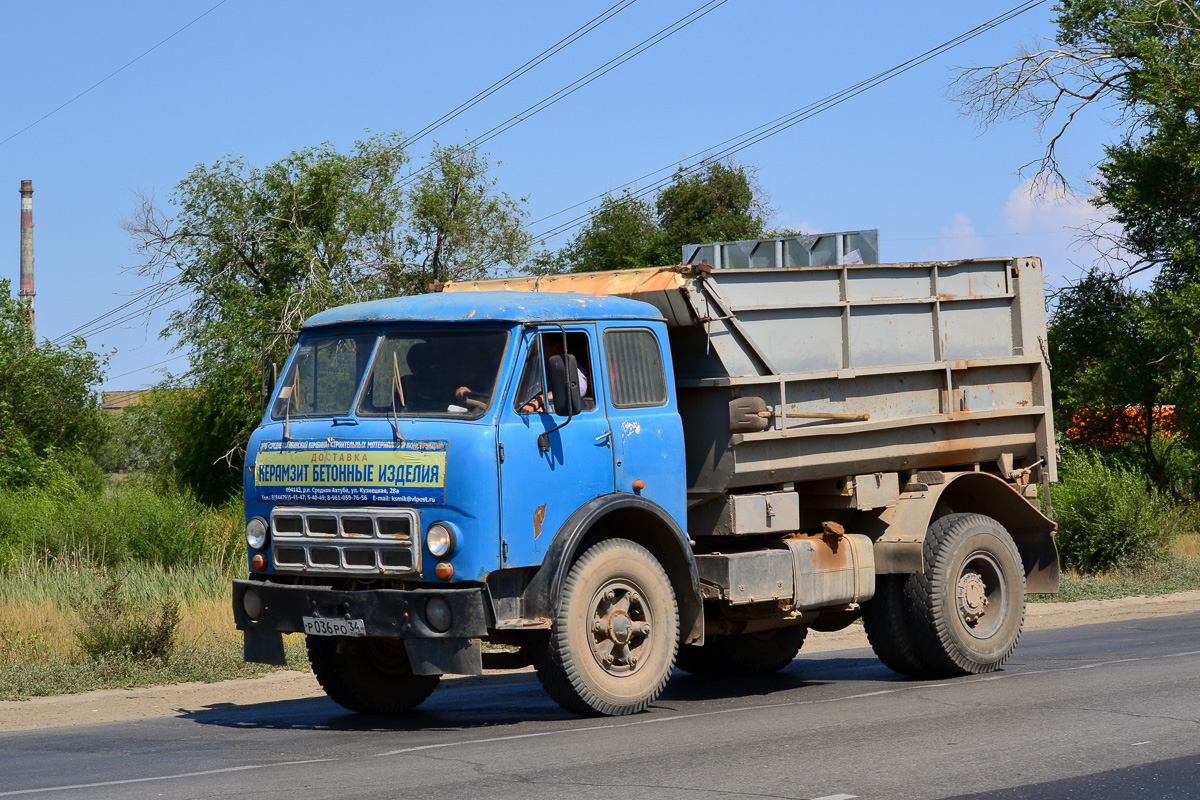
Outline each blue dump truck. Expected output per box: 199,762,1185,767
234,252,1058,717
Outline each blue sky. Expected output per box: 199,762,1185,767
1,1,1117,389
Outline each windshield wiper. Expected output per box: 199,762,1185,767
391,351,406,444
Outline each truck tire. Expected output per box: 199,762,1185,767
531,538,679,716
862,574,933,678
905,513,1026,676
675,626,807,676
307,636,440,714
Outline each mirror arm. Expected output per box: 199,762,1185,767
538,325,575,452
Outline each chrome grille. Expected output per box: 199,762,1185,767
269,507,420,575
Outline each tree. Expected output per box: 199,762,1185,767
953,0,1200,281
0,279,106,488
651,161,767,264
404,144,531,292
549,160,767,273
548,191,659,274
126,133,530,501
1049,272,1168,480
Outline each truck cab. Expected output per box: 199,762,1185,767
234,291,700,716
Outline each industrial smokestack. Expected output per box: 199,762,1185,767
18,179,34,337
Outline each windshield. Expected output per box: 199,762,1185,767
358,329,510,419
270,333,377,419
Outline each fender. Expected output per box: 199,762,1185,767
523,493,705,645
859,471,1059,593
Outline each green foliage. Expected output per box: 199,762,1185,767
402,144,531,293
1030,555,1200,602
652,162,766,263
538,191,660,274
0,637,308,701
75,577,181,660
1051,448,1183,572
0,478,242,572
1053,1,1200,282
1048,272,1168,476
1049,267,1200,496
956,2,1200,279
548,160,767,273
126,134,529,501
95,403,171,475
0,278,107,489
1140,279,1200,449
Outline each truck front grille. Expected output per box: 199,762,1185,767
269,507,420,576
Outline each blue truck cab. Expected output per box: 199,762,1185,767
234,290,703,716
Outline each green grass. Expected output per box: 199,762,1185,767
0,475,242,572
0,476,307,701
1030,555,1200,602
0,637,309,702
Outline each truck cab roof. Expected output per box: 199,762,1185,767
303,290,664,330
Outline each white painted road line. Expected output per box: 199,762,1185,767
0,759,333,797
811,794,859,800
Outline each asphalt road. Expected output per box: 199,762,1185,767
3,613,1198,800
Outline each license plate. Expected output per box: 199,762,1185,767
302,616,366,637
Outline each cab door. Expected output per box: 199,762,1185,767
498,325,614,566
599,322,687,526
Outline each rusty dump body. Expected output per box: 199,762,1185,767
444,256,1056,508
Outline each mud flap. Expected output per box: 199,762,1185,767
404,638,483,676
244,629,287,666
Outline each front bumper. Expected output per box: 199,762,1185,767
233,578,490,675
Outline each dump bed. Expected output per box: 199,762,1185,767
444,257,1055,503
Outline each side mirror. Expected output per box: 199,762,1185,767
261,361,278,414
547,353,582,416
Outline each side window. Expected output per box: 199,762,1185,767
514,331,595,414
605,328,667,408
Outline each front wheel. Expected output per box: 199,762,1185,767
905,513,1026,676
531,538,679,716
307,636,440,714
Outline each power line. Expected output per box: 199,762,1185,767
398,0,729,190
49,0,700,347
531,0,1046,243
403,0,639,148
53,283,163,342
106,354,189,382
54,286,190,345
0,0,230,149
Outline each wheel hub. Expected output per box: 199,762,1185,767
589,582,651,675
608,610,633,645
956,570,989,625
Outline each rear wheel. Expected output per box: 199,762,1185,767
905,513,1026,675
531,538,679,716
307,636,440,714
676,626,808,676
862,574,933,678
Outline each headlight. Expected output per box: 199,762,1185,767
426,522,457,558
245,517,269,550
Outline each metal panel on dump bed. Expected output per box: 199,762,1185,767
442,254,1055,505
682,230,880,269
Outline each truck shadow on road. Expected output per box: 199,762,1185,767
180,654,895,732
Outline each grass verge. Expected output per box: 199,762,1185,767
1031,555,1200,603
0,560,308,702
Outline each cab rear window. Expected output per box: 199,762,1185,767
605,328,667,408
